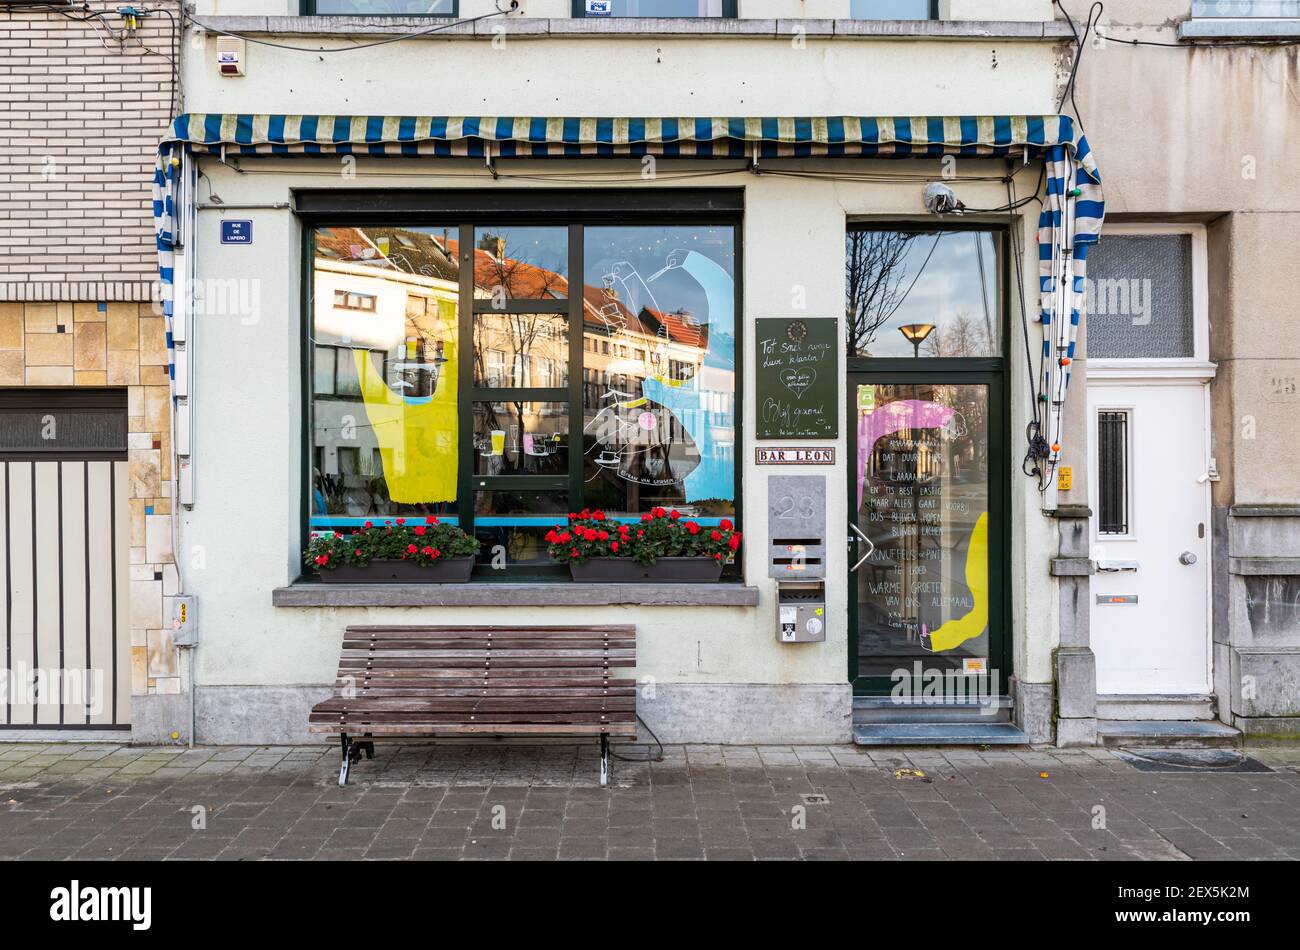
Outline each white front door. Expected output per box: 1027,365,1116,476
1087,382,1211,695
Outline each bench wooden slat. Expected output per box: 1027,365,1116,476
313,625,638,784
311,722,639,736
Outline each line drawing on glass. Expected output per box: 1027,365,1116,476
583,248,734,503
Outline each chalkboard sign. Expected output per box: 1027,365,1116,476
756,318,838,440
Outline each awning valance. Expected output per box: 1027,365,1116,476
153,112,1102,486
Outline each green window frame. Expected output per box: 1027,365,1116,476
302,190,744,582
844,222,1012,695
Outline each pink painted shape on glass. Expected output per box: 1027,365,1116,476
856,399,957,510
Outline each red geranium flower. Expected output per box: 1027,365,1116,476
710,530,722,541
396,518,405,525
669,510,681,521
426,515,439,524
720,519,734,531
406,544,418,554
687,522,700,535
414,525,427,536
610,541,619,552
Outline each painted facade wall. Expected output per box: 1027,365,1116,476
175,11,1069,743
1068,0,1300,736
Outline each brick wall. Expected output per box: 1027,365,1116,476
0,6,180,301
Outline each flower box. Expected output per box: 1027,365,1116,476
304,516,479,583
319,557,474,584
568,556,723,584
546,506,741,583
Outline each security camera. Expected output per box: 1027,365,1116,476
924,182,964,214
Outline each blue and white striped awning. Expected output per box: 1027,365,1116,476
153,113,1102,483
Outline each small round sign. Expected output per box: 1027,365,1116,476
637,411,657,431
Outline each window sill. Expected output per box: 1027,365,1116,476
196,16,1073,41
272,580,761,607
1179,18,1300,39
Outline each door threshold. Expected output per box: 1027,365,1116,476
853,722,1029,746
1097,720,1240,749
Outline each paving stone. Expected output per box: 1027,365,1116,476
0,741,1296,860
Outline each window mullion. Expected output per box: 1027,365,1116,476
568,222,584,513
457,221,475,532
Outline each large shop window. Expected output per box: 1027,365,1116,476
845,225,1008,693
308,218,739,579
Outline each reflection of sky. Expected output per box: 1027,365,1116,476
584,226,734,338
854,231,998,357
475,226,568,279
850,0,932,18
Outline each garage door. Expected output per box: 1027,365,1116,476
0,389,130,729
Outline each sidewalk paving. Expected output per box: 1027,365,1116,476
1,742,1298,861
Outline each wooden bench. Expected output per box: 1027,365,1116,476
309,625,637,786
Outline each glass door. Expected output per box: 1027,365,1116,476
847,374,1007,697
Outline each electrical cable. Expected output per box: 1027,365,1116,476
607,714,665,763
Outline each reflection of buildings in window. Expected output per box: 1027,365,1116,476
312,226,460,512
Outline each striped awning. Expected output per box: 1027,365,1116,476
153,113,1102,484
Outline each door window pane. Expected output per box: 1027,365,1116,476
1085,234,1194,359
582,225,736,518
473,401,568,476
1098,411,1130,535
473,313,569,388
310,226,460,530
846,230,1001,358
472,227,568,301
855,383,991,678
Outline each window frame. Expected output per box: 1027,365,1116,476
302,0,459,15
570,0,738,16
1085,222,1213,379
301,190,745,582
844,221,1011,694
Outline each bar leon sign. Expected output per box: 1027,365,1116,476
755,447,836,465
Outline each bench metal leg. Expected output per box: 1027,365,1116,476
339,734,352,787
362,733,375,759
599,734,609,787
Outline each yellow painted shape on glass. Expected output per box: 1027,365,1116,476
353,333,458,505
927,511,989,653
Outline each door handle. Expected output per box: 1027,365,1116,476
849,522,875,573
1179,551,1197,565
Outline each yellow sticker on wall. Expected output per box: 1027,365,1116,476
1057,466,1073,491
